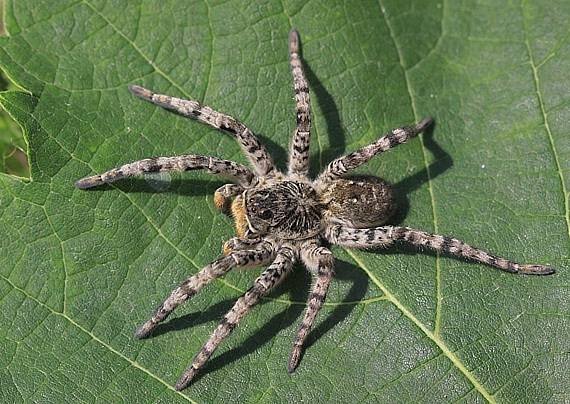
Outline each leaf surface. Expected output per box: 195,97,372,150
0,0,568,402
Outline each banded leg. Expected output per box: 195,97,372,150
75,155,257,189
317,117,434,182
223,236,265,255
175,246,296,390
325,224,554,275
287,28,312,176
214,183,243,214
129,85,276,177
136,241,275,340
288,240,334,371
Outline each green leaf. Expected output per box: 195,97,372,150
1,0,568,402
0,48,28,177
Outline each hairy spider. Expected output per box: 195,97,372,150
75,29,554,390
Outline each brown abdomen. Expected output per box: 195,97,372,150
322,175,396,228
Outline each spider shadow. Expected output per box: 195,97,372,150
147,257,368,384
304,60,452,223
195,258,369,382
390,121,452,224
302,59,346,175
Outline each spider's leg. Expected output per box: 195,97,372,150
75,155,257,189
325,224,554,275
129,85,276,177
287,28,312,177
175,246,295,390
288,240,334,371
136,241,276,339
214,183,243,214
317,117,434,183
222,236,264,254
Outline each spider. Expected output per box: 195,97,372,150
75,29,554,390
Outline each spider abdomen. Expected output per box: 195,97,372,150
322,175,396,228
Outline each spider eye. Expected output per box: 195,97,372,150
248,206,272,220
258,209,273,220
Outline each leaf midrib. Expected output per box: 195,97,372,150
379,0,492,400
521,0,570,243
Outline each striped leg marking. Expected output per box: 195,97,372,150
288,241,334,371
129,85,276,177
325,224,554,275
287,28,312,176
75,155,257,189
317,117,434,182
390,226,554,275
135,242,275,340
175,246,295,390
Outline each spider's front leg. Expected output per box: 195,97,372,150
214,184,243,215
175,245,296,390
325,225,554,275
136,240,275,339
287,28,312,176
75,155,257,189
288,240,334,371
129,85,276,177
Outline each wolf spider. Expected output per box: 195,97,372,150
75,29,554,390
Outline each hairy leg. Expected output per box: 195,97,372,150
325,224,553,275
175,245,295,390
75,154,257,189
317,117,433,182
136,241,276,340
288,240,334,371
129,85,276,177
287,28,312,176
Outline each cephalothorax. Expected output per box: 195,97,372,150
238,180,325,239
75,29,554,390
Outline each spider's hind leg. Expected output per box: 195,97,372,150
317,117,434,182
389,226,554,275
325,224,554,275
175,245,296,390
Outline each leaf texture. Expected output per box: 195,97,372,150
0,0,568,402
